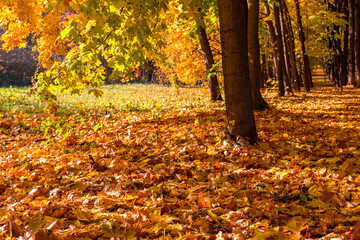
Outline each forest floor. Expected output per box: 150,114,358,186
0,79,359,239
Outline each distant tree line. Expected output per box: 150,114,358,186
0,35,37,87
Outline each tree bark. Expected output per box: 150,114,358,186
341,0,349,88
283,0,301,91
279,0,293,92
294,0,311,92
326,0,348,89
197,21,223,101
264,13,278,78
355,0,360,86
248,0,269,110
273,3,287,96
348,0,356,86
261,53,267,87
218,0,257,143
264,1,285,96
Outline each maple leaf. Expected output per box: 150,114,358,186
198,192,211,208
28,215,43,233
285,217,307,234
73,208,93,222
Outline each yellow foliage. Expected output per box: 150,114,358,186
0,0,66,69
152,2,222,86
163,21,206,85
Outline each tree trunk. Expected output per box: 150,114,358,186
197,21,223,101
348,0,356,86
248,0,269,110
294,0,311,92
218,0,257,144
265,20,278,80
341,7,349,87
264,1,285,96
279,0,293,92
261,53,267,87
273,3,287,96
283,0,301,91
355,0,360,86
326,0,348,89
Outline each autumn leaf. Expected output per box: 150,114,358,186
28,215,43,233
285,217,307,233
198,192,211,208
73,208,93,222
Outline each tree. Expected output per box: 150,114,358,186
279,0,292,90
273,1,290,95
324,0,349,89
149,1,224,93
154,6,211,87
197,17,223,101
0,0,170,108
248,0,269,110
218,0,257,143
281,0,301,91
264,1,285,97
341,0,349,89
348,0,356,86
355,0,360,86
294,0,312,92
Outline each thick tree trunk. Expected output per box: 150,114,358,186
294,0,311,92
218,0,257,144
248,0,269,110
348,0,356,86
355,0,360,86
197,21,223,101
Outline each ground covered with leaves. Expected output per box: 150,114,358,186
0,81,359,239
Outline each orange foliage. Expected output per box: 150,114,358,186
153,2,222,86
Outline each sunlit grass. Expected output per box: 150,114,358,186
0,84,218,114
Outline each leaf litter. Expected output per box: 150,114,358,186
0,84,359,239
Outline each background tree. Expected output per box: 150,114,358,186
196,13,223,101
263,0,286,96
153,7,210,86
355,0,360,86
274,0,291,95
281,0,301,91
0,0,170,108
324,0,349,89
294,0,311,92
248,0,269,110
348,0,356,86
0,36,37,87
